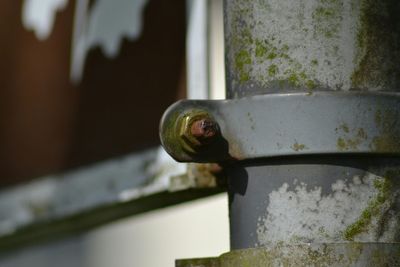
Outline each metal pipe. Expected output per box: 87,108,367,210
224,0,400,252
224,0,400,97
170,0,400,265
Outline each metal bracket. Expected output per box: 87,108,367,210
160,91,400,162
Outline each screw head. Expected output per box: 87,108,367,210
190,118,219,142
178,112,219,153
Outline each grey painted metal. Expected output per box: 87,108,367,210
0,147,222,250
177,243,400,266
166,0,400,264
228,156,400,249
160,91,400,162
220,0,400,260
224,0,400,98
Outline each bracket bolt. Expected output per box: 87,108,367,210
179,113,220,153
191,118,219,142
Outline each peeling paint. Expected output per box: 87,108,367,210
71,0,148,82
0,147,186,238
169,163,222,192
256,170,400,246
22,0,68,40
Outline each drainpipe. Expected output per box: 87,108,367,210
161,0,400,265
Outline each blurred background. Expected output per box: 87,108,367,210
0,0,228,266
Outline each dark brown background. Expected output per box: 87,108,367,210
0,0,186,186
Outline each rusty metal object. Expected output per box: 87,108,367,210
160,105,232,163
179,112,220,153
190,118,219,142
